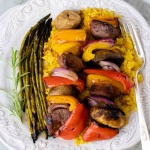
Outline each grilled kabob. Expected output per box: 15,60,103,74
81,18,132,142
43,68,89,140
81,17,132,141
82,69,133,142
42,10,134,143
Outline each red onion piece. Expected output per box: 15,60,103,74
51,67,78,82
86,96,114,107
48,104,69,113
81,39,114,51
86,98,99,107
99,60,120,72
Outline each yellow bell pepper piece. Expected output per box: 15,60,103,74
52,29,86,44
47,95,78,111
86,74,126,96
82,40,117,62
52,42,81,56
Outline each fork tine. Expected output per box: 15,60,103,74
122,22,145,62
122,23,128,34
130,23,145,58
127,24,138,52
122,22,138,54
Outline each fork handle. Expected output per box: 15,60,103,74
138,114,150,150
135,75,150,150
138,110,150,149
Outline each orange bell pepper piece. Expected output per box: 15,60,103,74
90,16,119,28
52,42,81,56
46,95,78,111
54,103,89,140
52,29,86,44
82,122,118,142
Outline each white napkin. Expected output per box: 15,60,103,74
126,0,150,25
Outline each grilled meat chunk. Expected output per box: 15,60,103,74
90,20,121,39
58,54,85,72
49,85,79,96
90,106,126,128
93,50,124,67
45,104,71,136
90,83,114,99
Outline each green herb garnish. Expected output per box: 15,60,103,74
0,48,29,122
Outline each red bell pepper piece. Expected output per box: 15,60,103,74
83,122,118,142
54,103,89,140
84,69,134,93
43,76,84,92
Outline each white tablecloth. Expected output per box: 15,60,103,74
0,0,150,149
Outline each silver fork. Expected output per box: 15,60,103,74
122,22,150,150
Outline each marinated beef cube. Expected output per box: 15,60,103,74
90,20,121,39
90,83,114,100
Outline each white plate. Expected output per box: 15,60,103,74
0,0,150,149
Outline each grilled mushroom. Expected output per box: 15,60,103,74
90,106,126,128
54,10,81,30
49,85,79,96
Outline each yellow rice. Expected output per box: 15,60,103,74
42,7,143,145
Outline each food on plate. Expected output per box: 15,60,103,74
52,29,86,44
18,7,143,145
82,122,119,142
51,67,79,81
48,85,79,96
43,76,84,92
45,100,89,139
89,83,115,99
84,69,134,94
90,105,126,128
52,41,81,56
58,54,86,72
81,39,116,62
54,10,81,30
82,94,124,142
19,14,52,142
90,19,121,39
93,49,124,70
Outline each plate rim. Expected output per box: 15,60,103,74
0,0,150,150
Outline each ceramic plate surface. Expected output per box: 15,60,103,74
0,0,150,150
